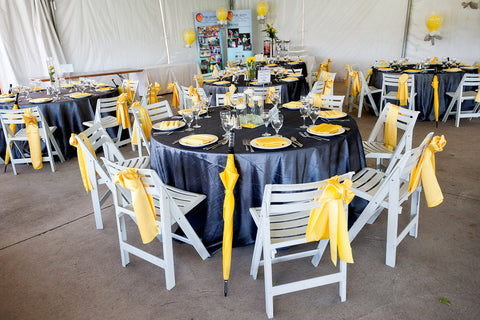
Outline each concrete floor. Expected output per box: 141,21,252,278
1,89,479,320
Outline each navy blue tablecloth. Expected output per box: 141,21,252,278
150,108,366,251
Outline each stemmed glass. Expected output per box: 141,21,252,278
192,102,201,128
299,97,309,129
309,107,320,127
271,113,284,136
204,95,212,118
182,111,194,131
261,111,271,136
220,110,235,138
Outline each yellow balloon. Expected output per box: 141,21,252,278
426,15,442,32
256,2,268,16
183,30,195,45
216,7,228,21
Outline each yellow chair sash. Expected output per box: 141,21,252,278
115,168,158,244
266,87,275,104
4,103,19,165
21,108,42,170
167,82,180,108
116,93,131,129
344,65,351,88
316,63,327,81
126,80,134,103
149,82,161,105
408,135,446,207
312,93,323,107
431,76,439,121
188,86,200,104
326,58,332,72
396,74,409,106
69,133,96,192
384,104,399,150
365,68,373,81
349,71,361,99
306,176,355,266
323,77,334,95
131,102,152,145
195,74,204,88
321,71,329,82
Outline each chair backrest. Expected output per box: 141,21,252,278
121,79,139,101
455,73,480,96
0,106,49,138
94,96,119,122
320,95,345,111
319,71,336,82
381,73,415,94
216,93,226,106
249,85,282,104
79,122,126,163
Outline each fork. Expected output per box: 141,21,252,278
300,131,329,141
244,139,254,152
242,139,249,151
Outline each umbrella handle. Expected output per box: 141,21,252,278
224,280,228,297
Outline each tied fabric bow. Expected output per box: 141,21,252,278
396,73,409,106
323,77,334,95
349,71,361,99
188,86,200,104
22,108,43,170
431,76,440,122
224,84,237,106
424,33,442,45
4,103,19,165
149,82,161,104
114,168,158,244
131,102,152,145
167,82,180,108
69,133,96,192
306,176,355,266
408,135,446,207
116,93,131,129
384,104,400,150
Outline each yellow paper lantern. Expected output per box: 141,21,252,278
216,7,228,21
183,29,195,47
426,14,442,32
257,2,269,16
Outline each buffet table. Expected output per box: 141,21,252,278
150,107,366,250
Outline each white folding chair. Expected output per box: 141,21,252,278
348,70,381,117
121,79,139,102
82,96,133,150
379,73,416,111
249,172,354,319
131,101,173,157
442,73,480,127
348,132,434,267
215,93,226,107
175,81,185,110
74,123,150,229
103,159,210,290
363,103,419,171
307,80,326,100
251,85,282,104
319,95,345,111
0,107,65,175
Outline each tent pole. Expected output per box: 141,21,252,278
158,0,171,64
301,0,305,47
401,0,413,58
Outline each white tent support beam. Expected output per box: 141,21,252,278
158,0,170,64
401,0,413,58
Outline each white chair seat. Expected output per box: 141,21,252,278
9,126,57,140
363,141,394,159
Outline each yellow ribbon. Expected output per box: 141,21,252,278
213,67,218,78
349,71,361,99
312,93,323,107
408,135,446,207
365,68,373,81
126,80,134,103
321,71,329,82
478,62,480,73
21,108,43,170
131,102,152,145
326,58,332,72
266,87,275,104
116,93,131,129
476,89,480,103
431,57,438,63
384,104,399,150
396,74,409,106
69,133,96,192
323,77,334,95
306,176,355,266
4,103,19,165
195,74,204,88
316,63,327,81
224,92,232,106
344,65,351,88
431,76,439,122
188,86,201,105
149,82,161,105
114,168,158,244
167,82,180,108
377,60,387,67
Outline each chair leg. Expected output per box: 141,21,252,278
43,137,56,173
455,100,462,127
442,97,456,122
250,228,263,279
409,189,421,238
311,239,329,267
385,185,400,268
117,214,130,266
161,222,176,290
367,91,379,116
171,206,210,260
90,186,104,230
48,131,66,163
264,252,274,319
339,260,347,302
358,94,364,118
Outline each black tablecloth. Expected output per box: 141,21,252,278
0,88,117,160
369,67,477,121
150,108,366,250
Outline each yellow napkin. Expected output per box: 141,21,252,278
0,93,14,97
461,66,476,69
167,82,180,108
444,68,462,72
178,108,205,115
267,63,277,66
431,76,439,121
312,93,323,107
158,120,180,129
365,68,373,81
22,108,42,170
408,135,446,207
319,110,344,118
96,83,107,87
181,134,216,146
116,93,131,129
149,82,161,104
384,104,399,150
288,61,300,65
283,101,301,109
349,71,361,99
376,60,387,67
97,87,113,91
69,133,96,192
254,136,288,148
29,98,51,103
431,57,438,63
71,92,91,98
281,77,298,82
61,84,74,88
115,168,158,244
378,67,393,71
290,73,302,77
0,98,15,103
214,81,230,85
29,87,42,91
204,78,218,82
240,123,256,128
396,74,409,106
131,102,152,145
306,176,354,266
323,77,334,95
404,69,420,72
310,123,342,134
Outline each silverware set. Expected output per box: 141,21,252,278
204,138,228,150
290,136,303,147
299,131,329,141
243,139,254,152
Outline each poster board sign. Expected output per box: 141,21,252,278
257,69,271,85
194,11,224,74
225,10,253,64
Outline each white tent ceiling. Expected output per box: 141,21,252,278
0,0,479,91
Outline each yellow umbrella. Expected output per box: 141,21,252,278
219,153,239,296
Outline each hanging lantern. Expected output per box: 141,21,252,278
217,7,228,26
183,29,195,48
256,2,269,23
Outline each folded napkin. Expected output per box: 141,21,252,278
267,63,277,66
404,69,420,72
461,66,477,69
204,78,218,82
290,73,302,77
158,120,180,129
254,136,289,148
319,110,344,118
431,57,439,63
378,67,393,71
29,98,51,103
288,61,301,65
283,101,302,109
61,84,74,88
96,83,107,87
240,123,256,128
29,87,42,91
179,108,205,115
0,98,15,103
181,134,216,145
376,60,387,67
71,92,91,98
97,87,113,91
281,77,298,82
444,68,462,72
310,123,342,134
0,93,14,97
214,81,231,85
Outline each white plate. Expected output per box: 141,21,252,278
0,98,15,103
152,121,186,131
282,102,302,110
179,134,218,148
29,98,53,104
178,108,207,116
318,111,347,119
307,126,345,137
250,137,292,150
70,92,92,99
95,87,114,92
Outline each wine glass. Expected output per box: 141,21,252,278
309,107,320,126
182,111,194,131
204,95,212,118
221,111,235,138
220,110,232,137
271,114,284,136
261,111,271,136
192,103,201,128
299,98,309,129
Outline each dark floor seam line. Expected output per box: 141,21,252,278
444,191,480,202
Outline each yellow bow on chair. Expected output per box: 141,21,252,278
306,176,355,266
149,82,161,105
326,58,332,72
365,68,373,81
4,103,19,165
431,76,440,122
266,87,275,104
312,93,323,107
316,63,327,81
69,133,96,192
21,108,43,170
195,74,204,88
408,135,446,207
116,93,131,129
167,82,180,108
396,74,409,106
344,65,351,88
131,102,152,145
349,71,361,99
188,86,201,105
126,80,134,103
114,168,158,244
384,104,400,151
323,77,334,95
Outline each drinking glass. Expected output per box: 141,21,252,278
271,114,283,136
299,99,309,129
261,111,271,136
221,111,235,138
192,103,201,128
309,107,319,126
204,95,212,118
220,110,232,137
182,111,194,131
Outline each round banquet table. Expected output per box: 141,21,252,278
369,66,478,121
0,87,118,160
150,107,366,251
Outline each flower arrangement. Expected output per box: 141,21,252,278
46,57,56,85
246,56,257,80
262,23,278,41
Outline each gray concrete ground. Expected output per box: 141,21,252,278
1,87,479,320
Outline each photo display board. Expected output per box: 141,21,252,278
225,9,253,64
